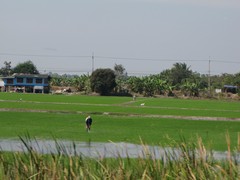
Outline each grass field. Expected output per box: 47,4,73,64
0,92,239,151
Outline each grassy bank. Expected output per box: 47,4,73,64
0,137,239,179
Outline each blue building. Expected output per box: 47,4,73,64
2,73,50,93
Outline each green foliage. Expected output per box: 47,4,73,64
50,76,62,86
127,76,144,94
49,74,91,93
114,64,128,94
180,81,199,96
90,68,116,95
114,63,126,78
0,61,12,76
74,74,91,93
169,62,193,89
12,60,39,74
211,73,240,90
1,61,239,98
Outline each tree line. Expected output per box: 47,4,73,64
0,60,239,97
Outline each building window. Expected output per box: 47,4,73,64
44,78,48,84
27,78,33,84
7,79,13,84
17,78,23,83
36,78,43,84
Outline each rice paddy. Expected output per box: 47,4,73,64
0,92,239,179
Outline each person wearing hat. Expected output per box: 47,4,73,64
85,115,92,132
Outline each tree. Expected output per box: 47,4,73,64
50,76,62,86
0,61,12,76
169,63,192,89
114,64,127,78
153,75,168,95
90,68,116,95
114,64,128,93
234,72,240,87
142,76,155,96
73,74,91,93
13,60,39,74
180,80,199,97
127,76,144,94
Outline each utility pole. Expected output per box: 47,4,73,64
92,52,94,74
208,57,211,96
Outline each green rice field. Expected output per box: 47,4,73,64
0,92,239,151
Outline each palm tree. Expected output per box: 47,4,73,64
170,63,192,89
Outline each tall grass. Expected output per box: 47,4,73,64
0,135,239,179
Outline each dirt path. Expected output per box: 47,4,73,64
1,107,240,121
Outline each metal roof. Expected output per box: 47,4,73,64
2,73,49,79
223,85,238,88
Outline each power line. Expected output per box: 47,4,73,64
211,60,240,64
0,53,91,58
37,68,227,76
1,52,239,76
39,69,91,72
0,52,239,63
95,56,208,62
97,56,240,64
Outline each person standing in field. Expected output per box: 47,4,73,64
85,116,92,132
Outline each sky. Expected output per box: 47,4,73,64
0,0,240,76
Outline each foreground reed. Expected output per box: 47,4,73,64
0,134,239,179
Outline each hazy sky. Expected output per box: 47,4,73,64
1,0,240,75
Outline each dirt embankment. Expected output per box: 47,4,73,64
1,107,240,122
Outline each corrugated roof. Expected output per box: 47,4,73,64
2,73,49,79
223,85,238,88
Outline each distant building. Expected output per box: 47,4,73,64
2,73,50,93
215,89,222,94
0,79,4,92
223,85,238,94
